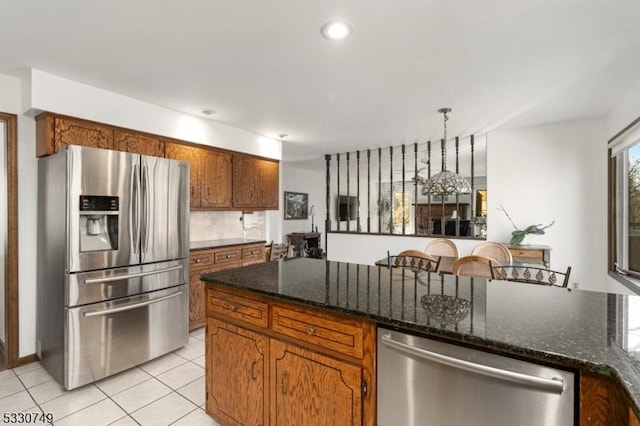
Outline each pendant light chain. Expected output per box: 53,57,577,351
442,109,449,170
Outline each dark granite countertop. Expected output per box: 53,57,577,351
189,238,266,251
201,258,640,412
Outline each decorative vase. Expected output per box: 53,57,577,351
518,234,530,245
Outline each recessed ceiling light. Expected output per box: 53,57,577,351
201,109,216,116
320,21,353,41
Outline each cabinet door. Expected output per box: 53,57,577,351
202,150,232,208
232,155,258,208
270,340,362,426
189,271,206,330
54,116,114,152
165,142,202,208
114,129,165,157
258,160,279,209
189,251,214,330
207,319,268,426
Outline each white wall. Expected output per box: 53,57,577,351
487,119,607,292
327,233,481,264
326,119,609,292
281,157,326,245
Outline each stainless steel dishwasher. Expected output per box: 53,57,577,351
377,328,575,426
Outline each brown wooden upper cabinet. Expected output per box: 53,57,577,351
232,155,279,210
36,114,114,157
114,129,165,157
36,113,279,211
202,150,232,209
165,142,204,209
165,142,234,210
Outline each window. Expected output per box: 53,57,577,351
609,116,640,285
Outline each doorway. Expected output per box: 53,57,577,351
0,112,18,370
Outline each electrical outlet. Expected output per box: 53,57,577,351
573,282,579,289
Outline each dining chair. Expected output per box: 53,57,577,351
451,255,498,279
471,241,513,265
491,265,572,288
391,250,441,273
270,243,290,261
425,238,459,259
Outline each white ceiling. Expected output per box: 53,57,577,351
1,0,639,160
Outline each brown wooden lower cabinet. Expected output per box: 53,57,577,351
189,243,265,330
270,340,362,425
207,318,269,426
581,371,640,426
205,285,376,426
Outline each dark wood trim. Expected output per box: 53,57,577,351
15,354,38,368
0,112,19,369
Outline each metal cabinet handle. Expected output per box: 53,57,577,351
380,335,565,395
281,371,288,395
229,305,237,312
251,360,257,380
307,326,316,335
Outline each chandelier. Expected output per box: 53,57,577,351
422,108,472,195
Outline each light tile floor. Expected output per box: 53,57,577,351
0,328,219,426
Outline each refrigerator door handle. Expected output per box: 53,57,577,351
130,164,140,254
83,290,183,317
142,162,150,253
380,334,565,395
83,264,184,284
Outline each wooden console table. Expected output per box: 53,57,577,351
507,244,551,268
287,232,322,258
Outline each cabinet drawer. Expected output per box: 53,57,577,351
214,248,242,266
242,245,265,263
509,248,543,260
271,305,364,359
207,289,269,329
190,251,214,269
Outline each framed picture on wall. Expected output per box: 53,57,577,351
284,191,309,220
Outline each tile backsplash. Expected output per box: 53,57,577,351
190,211,266,242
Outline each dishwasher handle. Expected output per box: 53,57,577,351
381,334,565,395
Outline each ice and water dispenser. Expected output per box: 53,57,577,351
79,195,119,252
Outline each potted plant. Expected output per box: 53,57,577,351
497,204,554,245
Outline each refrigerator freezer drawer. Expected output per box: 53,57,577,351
65,285,188,390
67,259,189,306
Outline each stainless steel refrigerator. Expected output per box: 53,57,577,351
37,145,190,390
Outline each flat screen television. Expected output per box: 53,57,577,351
338,195,358,221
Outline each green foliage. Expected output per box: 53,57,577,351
509,221,555,245
499,205,554,245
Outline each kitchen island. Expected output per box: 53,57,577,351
201,258,640,425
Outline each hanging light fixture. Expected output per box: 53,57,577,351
422,108,472,195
